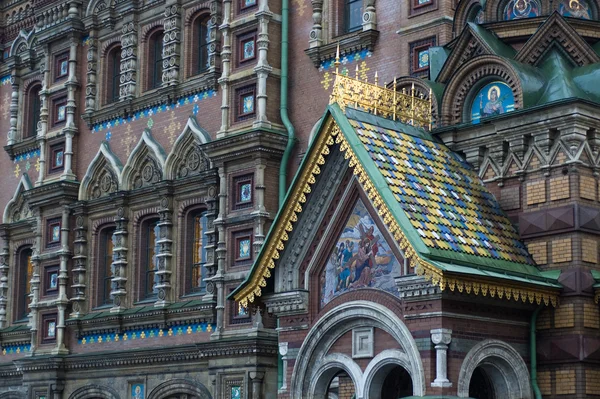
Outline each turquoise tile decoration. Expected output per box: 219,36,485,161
91,89,217,133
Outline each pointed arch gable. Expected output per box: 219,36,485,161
79,141,123,201
85,0,115,16
9,29,35,57
121,129,167,190
164,116,211,180
3,174,33,223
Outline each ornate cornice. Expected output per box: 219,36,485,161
262,291,308,316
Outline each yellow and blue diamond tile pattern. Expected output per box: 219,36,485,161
1,343,31,356
349,118,533,265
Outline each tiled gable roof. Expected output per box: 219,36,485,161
349,117,534,266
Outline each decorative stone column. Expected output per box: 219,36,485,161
29,215,42,353
203,185,218,304
253,0,273,129
431,328,452,388
308,0,323,48
252,162,267,255
70,208,88,318
362,0,377,31
0,230,9,328
7,72,19,146
211,167,227,337
110,206,129,312
217,0,232,137
162,4,181,87
62,37,79,181
54,206,71,354
84,32,97,113
120,21,138,100
279,342,289,392
208,0,222,74
154,195,173,307
37,56,49,186
249,371,264,399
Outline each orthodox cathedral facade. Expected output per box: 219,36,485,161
0,0,598,398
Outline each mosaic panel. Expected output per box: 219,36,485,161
471,81,515,123
559,0,592,19
503,0,540,20
91,89,217,133
78,322,215,345
320,199,402,307
1,343,31,355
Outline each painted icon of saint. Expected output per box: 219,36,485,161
480,86,505,117
503,0,540,20
559,0,592,19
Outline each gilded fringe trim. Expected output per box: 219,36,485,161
235,121,559,308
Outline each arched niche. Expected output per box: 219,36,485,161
121,129,167,191
290,300,425,399
146,379,212,399
3,174,33,223
164,116,211,180
457,339,532,399
440,55,532,125
78,141,123,201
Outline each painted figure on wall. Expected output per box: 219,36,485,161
503,0,540,20
132,384,144,399
471,81,515,123
559,0,592,19
320,199,402,308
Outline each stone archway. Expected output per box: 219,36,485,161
147,379,212,399
457,339,532,399
363,349,414,399
68,384,120,399
290,301,425,399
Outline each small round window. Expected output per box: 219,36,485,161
470,81,515,123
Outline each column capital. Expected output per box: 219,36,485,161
430,328,452,346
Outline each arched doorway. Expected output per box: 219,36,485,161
457,340,532,399
468,366,496,399
291,301,426,398
326,371,356,399
380,366,412,399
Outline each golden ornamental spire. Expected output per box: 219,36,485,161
329,56,433,129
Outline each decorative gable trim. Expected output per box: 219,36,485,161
515,12,600,67
232,108,559,308
164,116,211,180
78,141,123,201
3,174,33,223
121,129,167,191
437,24,497,84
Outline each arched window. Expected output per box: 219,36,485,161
147,30,164,90
16,246,33,320
140,217,160,299
186,209,208,294
98,226,116,306
193,16,210,75
105,45,121,104
344,0,363,33
25,83,41,139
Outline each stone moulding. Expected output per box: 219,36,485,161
233,107,559,308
